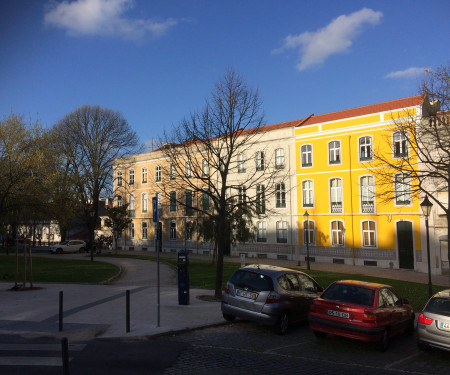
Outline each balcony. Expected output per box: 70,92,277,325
362,201,375,213
331,202,342,213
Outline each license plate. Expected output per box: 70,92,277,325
439,322,450,331
236,289,258,300
327,309,349,319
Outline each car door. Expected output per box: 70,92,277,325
297,273,322,319
388,288,411,331
376,288,395,328
278,273,304,321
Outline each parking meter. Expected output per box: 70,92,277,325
178,250,189,305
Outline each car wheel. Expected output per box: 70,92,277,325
274,312,289,335
378,329,390,352
222,313,236,322
56,248,63,254
79,247,86,253
313,331,327,339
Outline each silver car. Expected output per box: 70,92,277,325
417,289,450,352
50,240,87,254
221,264,323,335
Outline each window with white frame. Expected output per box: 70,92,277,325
129,194,135,217
276,221,288,243
169,221,177,240
330,178,343,213
360,176,375,213
237,153,246,173
185,161,192,178
256,184,265,214
117,171,123,186
129,169,135,185
303,219,315,245
359,136,373,161
117,195,122,207
301,144,313,167
129,222,135,239
256,221,266,242
393,131,408,158
238,186,246,205
155,165,161,182
328,141,341,164
169,191,177,212
362,220,376,247
394,172,411,205
170,163,176,180
202,159,209,177
142,193,148,213
276,183,286,208
256,151,265,171
156,192,162,217
302,180,314,207
220,155,228,172
275,148,285,169
202,189,210,211
142,222,148,239
185,190,193,216
142,167,148,184
331,220,344,246
186,221,194,241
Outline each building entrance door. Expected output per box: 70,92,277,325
397,221,414,269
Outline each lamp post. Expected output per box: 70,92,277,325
304,211,310,270
420,195,433,298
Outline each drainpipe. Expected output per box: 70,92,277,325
348,135,355,265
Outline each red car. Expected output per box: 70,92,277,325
308,280,415,351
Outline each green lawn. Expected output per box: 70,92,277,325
0,255,119,284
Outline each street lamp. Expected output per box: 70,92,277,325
304,210,310,270
420,195,433,298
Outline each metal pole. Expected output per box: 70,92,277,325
59,291,63,332
126,290,130,333
61,337,70,375
425,217,433,298
306,216,310,270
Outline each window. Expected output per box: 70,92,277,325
156,192,162,217
331,220,344,246
169,221,177,240
256,151,264,171
394,173,411,205
256,184,265,214
185,190,193,216
220,155,228,172
129,222,134,239
185,221,194,241
202,159,209,178
128,194,135,217
142,193,148,213
359,136,373,161
301,144,313,167
275,148,285,169
330,178,343,213
362,220,376,247
256,221,266,242
142,222,148,239
393,131,408,158
237,153,246,173
142,167,148,184
129,169,135,185
202,189,210,211
276,183,286,208
303,219,315,245
170,163,176,180
360,176,375,213
185,161,192,178
116,195,122,207
328,141,341,164
276,221,288,243
302,180,314,208
155,165,161,182
169,191,177,212
238,186,246,205
117,171,123,186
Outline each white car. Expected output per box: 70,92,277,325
50,240,87,254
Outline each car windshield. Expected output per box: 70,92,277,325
230,270,274,292
425,298,450,317
61,241,69,245
322,283,375,306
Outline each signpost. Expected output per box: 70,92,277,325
152,196,160,327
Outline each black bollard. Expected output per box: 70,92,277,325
59,291,63,332
61,337,70,375
126,290,130,333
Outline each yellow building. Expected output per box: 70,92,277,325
295,95,428,271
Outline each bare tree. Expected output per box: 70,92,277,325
371,63,449,256
161,69,288,298
54,105,140,260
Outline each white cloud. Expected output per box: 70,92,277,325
384,67,429,79
44,0,177,40
272,8,382,71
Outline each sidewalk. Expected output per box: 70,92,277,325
0,252,449,342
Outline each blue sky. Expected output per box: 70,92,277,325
1,0,449,149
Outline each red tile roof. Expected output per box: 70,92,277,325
301,95,424,126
